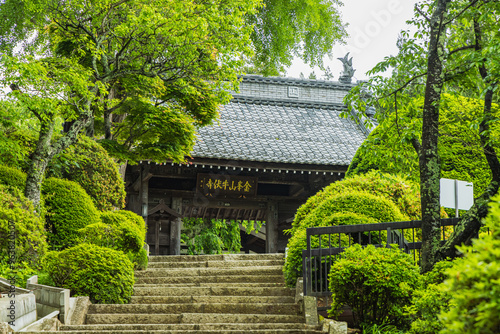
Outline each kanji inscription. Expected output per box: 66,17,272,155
197,173,258,197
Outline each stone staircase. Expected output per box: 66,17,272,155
26,253,324,333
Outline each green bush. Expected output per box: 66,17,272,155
42,178,101,250
181,218,241,255
290,171,420,236
439,192,500,334
0,184,47,267
346,95,500,199
0,261,36,289
328,244,420,329
0,130,37,170
48,136,126,211
284,212,377,286
44,243,134,304
0,165,26,190
81,211,147,269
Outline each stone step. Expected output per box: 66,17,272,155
88,303,300,316
132,286,294,297
129,295,295,304
25,330,323,334
148,254,284,263
85,313,306,325
147,259,284,269
61,323,321,331
134,266,283,278
134,275,284,285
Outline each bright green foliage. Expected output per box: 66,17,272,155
347,95,500,199
0,262,36,289
48,136,125,211
284,212,377,287
42,178,101,250
81,210,147,270
0,128,37,171
246,0,346,75
290,171,420,237
0,184,47,267
284,177,409,286
439,193,500,334
406,284,449,334
405,259,460,334
181,218,241,255
328,244,420,328
0,165,26,190
44,243,134,304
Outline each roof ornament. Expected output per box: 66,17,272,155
337,52,356,84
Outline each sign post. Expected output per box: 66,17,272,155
439,178,474,217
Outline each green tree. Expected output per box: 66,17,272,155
1,0,261,207
344,0,500,271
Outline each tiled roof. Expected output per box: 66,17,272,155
191,97,368,166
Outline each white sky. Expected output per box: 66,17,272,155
285,0,420,80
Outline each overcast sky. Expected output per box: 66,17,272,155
286,0,420,80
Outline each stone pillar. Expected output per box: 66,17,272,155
170,197,182,255
140,167,149,227
266,202,279,253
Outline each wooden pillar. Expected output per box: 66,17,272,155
140,165,150,226
170,197,182,255
155,219,160,255
266,202,279,253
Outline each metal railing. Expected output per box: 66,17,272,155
302,218,460,311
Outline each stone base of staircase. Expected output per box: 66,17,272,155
23,254,327,334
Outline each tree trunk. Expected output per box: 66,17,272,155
437,16,500,259
24,114,93,208
419,0,451,273
25,120,55,208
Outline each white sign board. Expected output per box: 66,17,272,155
440,178,474,210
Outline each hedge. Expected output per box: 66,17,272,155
290,171,420,237
48,136,126,211
328,244,420,328
42,178,101,250
44,243,134,304
0,184,47,267
439,192,500,334
283,190,406,287
0,165,26,190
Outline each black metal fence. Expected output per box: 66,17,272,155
302,218,460,311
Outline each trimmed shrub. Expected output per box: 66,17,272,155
0,130,37,170
439,192,500,334
44,243,134,304
328,244,420,328
290,171,420,236
48,136,126,211
42,178,101,250
0,165,26,190
0,184,47,267
405,259,461,334
82,210,147,269
284,212,377,286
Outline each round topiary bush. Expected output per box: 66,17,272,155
42,178,101,250
0,184,47,267
328,244,420,329
283,189,406,287
284,212,377,286
44,243,134,304
48,136,126,211
290,171,420,237
439,192,500,334
0,165,26,190
83,210,147,269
